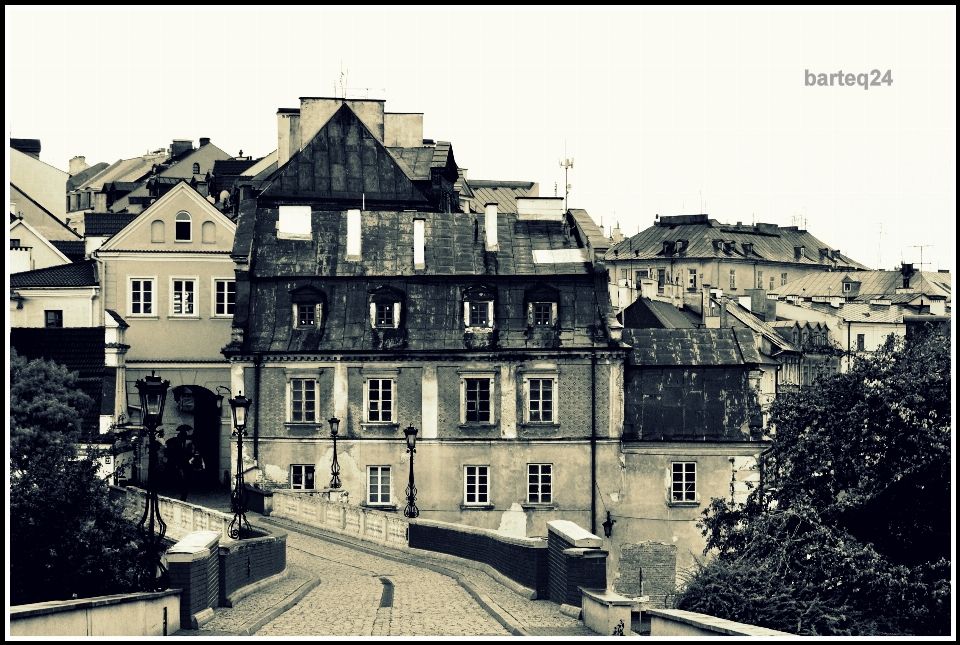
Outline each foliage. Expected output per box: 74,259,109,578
675,328,951,635
10,349,143,605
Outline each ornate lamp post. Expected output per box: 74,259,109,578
228,392,253,540
135,371,170,591
328,417,342,489
403,425,419,518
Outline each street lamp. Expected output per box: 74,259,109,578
135,371,170,591
403,425,419,518
328,417,342,489
228,392,253,540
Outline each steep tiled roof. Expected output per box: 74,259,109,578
387,146,434,180
51,239,86,262
213,158,259,176
469,180,538,213
772,270,951,301
724,299,799,352
77,156,155,191
605,215,870,270
67,162,110,191
621,298,699,329
10,259,98,288
84,212,138,237
105,309,130,328
624,328,761,366
10,184,83,239
10,327,107,436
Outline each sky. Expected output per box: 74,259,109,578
5,6,957,272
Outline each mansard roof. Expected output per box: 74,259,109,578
624,327,761,366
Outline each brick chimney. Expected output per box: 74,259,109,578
171,140,194,158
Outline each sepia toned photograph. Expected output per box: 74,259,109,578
6,6,954,639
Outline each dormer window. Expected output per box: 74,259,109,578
532,303,552,326
192,163,200,175
742,242,753,255
843,282,852,293
463,285,496,329
290,285,326,330
525,285,560,328
175,211,192,241
369,285,404,329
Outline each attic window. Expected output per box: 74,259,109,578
842,282,852,293
742,242,753,255
525,285,560,327
175,211,192,242
464,285,496,329
369,286,404,330
278,205,312,240
192,163,200,175
290,285,326,330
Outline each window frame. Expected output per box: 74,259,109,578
463,464,490,506
461,376,494,424
289,377,318,423
169,276,199,317
294,302,318,328
365,378,395,423
128,276,157,317
278,204,312,240
45,310,64,328
175,211,192,242
213,277,236,317
670,461,698,504
367,465,393,506
290,464,316,490
781,272,788,286
523,375,558,424
688,268,697,290
757,270,764,289
856,334,866,351
463,286,496,330
729,269,737,290
527,463,553,504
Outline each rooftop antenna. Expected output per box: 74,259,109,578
907,244,933,272
874,224,887,270
559,141,574,213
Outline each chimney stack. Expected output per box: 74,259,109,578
199,137,210,147
484,203,499,252
171,140,193,158
69,156,89,175
277,108,301,167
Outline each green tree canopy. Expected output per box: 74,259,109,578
10,349,142,605
676,327,951,636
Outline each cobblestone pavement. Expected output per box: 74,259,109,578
172,490,599,637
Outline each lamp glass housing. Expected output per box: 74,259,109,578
136,373,169,427
229,393,252,430
328,417,340,437
404,425,418,450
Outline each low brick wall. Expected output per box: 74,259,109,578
10,590,181,637
244,483,274,516
219,530,287,606
547,521,607,607
646,608,797,637
408,520,550,598
168,532,220,629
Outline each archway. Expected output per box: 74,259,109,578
170,384,221,491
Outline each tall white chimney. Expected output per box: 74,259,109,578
484,203,499,252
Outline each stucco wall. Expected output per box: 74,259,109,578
10,147,69,220
9,288,98,327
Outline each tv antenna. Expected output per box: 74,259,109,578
559,142,574,213
907,244,933,272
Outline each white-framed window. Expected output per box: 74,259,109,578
527,463,552,504
278,205,312,239
367,466,392,505
366,379,394,422
671,462,697,502
688,269,697,290
170,278,197,316
296,303,317,327
843,282,852,293
129,277,155,316
781,272,788,286
769,276,775,290
856,334,866,351
463,286,496,329
464,465,490,505
289,378,317,423
291,464,315,490
375,302,394,327
524,377,557,423
532,303,552,326
175,211,192,242
463,377,492,423
213,278,235,316
757,271,764,289
729,269,737,290
45,310,64,328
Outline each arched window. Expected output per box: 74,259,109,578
192,162,200,175
175,211,192,241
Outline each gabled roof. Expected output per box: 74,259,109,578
75,156,156,191
621,297,699,329
67,162,111,191
10,184,83,239
239,151,278,179
261,104,431,208
84,212,139,237
605,215,870,269
468,180,538,213
9,218,74,265
10,259,98,288
623,328,761,366
723,298,799,353
50,239,86,262
105,309,129,328
10,327,107,438
772,270,951,302
213,158,260,176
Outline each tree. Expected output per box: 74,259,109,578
10,349,143,605
675,327,951,635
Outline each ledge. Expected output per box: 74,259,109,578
10,590,182,618
645,608,798,637
459,503,495,511
666,500,700,508
521,503,557,511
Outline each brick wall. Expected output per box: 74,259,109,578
408,523,549,598
218,532,288,606
547,532,607,606
616,542,677,608
168,544,218,628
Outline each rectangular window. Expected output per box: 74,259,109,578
843,282,852,293
290,379,316,422
781,273,788,286
375,302,394,327
298,303,316,327
528,378,554,423
857,334,865,351
757,271,764,289
464,378,491,423
527,463,552,504
130,279,153,315
215,279,235,316
45,310,63,328
278,205,312,239
729,269,737,290
657,269,666,293
672,462,696,502
291,464,315,490
468,301,490,327
532,303,552,326
368,466,392,505
688,269,697,290
620,269,627,280
769,276,775,290
172,279,196,315
367,379,393,422
636,269,649,281
464,465,489,505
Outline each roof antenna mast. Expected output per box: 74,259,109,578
559,141,574,213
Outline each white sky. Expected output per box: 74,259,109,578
5,6,957,272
